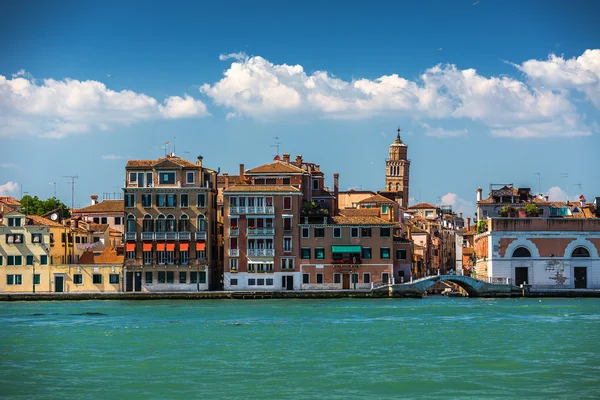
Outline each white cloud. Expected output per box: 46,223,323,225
0,181,18,195
201,51,597,138
219,52,248,61
441,192,475,217
421,122,467,138
0,73,210,139
545,186,580,202
225,112,238,120
102,154,127,160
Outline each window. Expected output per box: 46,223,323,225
303,273,310,284
34,274,40,285
143,251,152,265
166,271,174,283
115,217,122,225
281,258,294,270
230,279,238,286
159,172,176,185
363,273,371,284
283,196,292,210
312,179,320,190
7,255,22,266
190,272,198,283
199,271,207,284
283,237,292,252
257,278,265,286
265,197,273,206
351,227,359,238
282,178,291,185
248,278,256,286
6,275,22,285
32,233,42,243
362,247,372,259
180,250,189,265
333,227,341,238
315,248,325,260
0,255,2,265
380,247,390,259
26,255,34,266
129,172,137,183
6,234,24,244
266,278,274,286
396,249,407,260
301,248,311,259
93,217,100,223
197,193,206,208
334,274,341,284
8,217,21,226
125,194,135,208
230,258,238,271
179,271,187,283
109,274,120,284
157,194,166,208
425,211,433,218
101,217,108,224
316,273,324,284
158,271,166,283
302,227,310,238
314,227,324,238
352,273,359,284
92,274,102,284
180,194,189,208
142,194,152,207
126,249,136,260
361,227,371,237
382,273,390,284
74,274,83,284
166,250,175,265
283,217,292,232
512,247,531,258
572,247,591,258
145,272,153,284
380,227,390,237
166,194,177,207
186,171,195,184
382,205,388,214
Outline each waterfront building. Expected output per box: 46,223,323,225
123,153,218,292
71,195,125,240
337,190,376,211
476,184,550,220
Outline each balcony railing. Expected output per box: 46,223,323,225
229,206,275,215
141,232,154,240
331,258,363,265
178,232,191,240
229,228,239,237
229,249,239,257
165,232,177,240
196,231,207,240
247,249,275,257
155,232,166,240
125,232,137,241
247,227,274,235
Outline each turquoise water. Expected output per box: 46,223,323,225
1,298,599,399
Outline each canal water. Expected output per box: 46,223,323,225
0,298,598,399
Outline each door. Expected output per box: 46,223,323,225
126,272,134,292
574,267,587,289
515,267,528,286
134,272,142,292
55,275,64,293
286,276,294,290
342,274,350,290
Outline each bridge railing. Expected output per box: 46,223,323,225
488,277,513,285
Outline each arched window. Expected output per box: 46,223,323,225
179,214,189,232
388,183,392,191
512,247,531,258
166,214,176,232
126,214,136,233
197,215,206,232
395,182,400,191
143,214,153,232
157,214,166,232
572,247,590,258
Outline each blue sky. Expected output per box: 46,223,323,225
1,0,599,217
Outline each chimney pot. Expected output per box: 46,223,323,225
476,187,483,202
295,154,303,165
239,164,245,181
282,153,290,163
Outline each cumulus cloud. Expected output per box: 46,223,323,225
201,50,597,138
441,192,475,217
0,181,18,195
545,186,580,202
0,73,210,139
219,52,248,61
421,122,467,138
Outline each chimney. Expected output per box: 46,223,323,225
295,154,303,165
91,194,99,205
196,155,203,167
239,164,245,182
545,196,549,202
460,212,463,219
476,187,483,202
580,196,586,207
466,217,471,230
282,153,290,163
223,172,229,189
406,224,412,241
333,173,339,216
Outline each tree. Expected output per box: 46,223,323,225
525,204,540,217
476,220,487,234
21,195,70,217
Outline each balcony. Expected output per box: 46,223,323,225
141,232,155,241
155,232,166,240
247,249,275,257
229,228,239,237
229,206,275,215
229,249,239,257
125,232,137,241
331,258,363,265
247,227,275,235
165,232,177,240
196,231,207,240
178,232,191,240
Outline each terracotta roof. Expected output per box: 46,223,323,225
217,175,248,185
531,197,549,204
78,246,124,264
72,200,124,214
88,223,110,232
339,190,377,195
223,185,301,193
477,197,494,204
26,215,64,228
245,161,306,175
410,225,429,234
339,208,380,217
408,202,437,209
0,196,21,206
358,194,397,204
126,156,198,169
332,215,392,226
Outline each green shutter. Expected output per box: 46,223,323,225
331,245,362,253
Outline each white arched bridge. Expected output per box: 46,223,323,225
373,275,523,298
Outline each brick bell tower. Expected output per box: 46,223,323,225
384,127,410,208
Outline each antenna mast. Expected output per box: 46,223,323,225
49,181,57,198
63,175,79,211
271,136,281,157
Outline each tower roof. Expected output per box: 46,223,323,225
390,127,406,147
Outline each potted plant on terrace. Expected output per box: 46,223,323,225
525,204,540,217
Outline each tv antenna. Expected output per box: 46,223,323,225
184,151,191,161
271,136,281,157
574,183,583,195
49,181,57,198
63,175,79,211
533,172,541,195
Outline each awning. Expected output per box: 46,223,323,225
180,242,189,251
196,242,206,251
166,242,175,251
126,243,135,252
156,243,165,251
331,245,362,253
143,243,152,251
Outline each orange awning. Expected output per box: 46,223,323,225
196,242,206,251
156,243,165,251
126,243,135,252
166,242,175,251
180,242,189,251
143,243,153,251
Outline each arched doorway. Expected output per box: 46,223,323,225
572,246,590,289
512,247,531,286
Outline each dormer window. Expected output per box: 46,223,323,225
159,172,176,185
186,172,194,184
7,217,21,227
